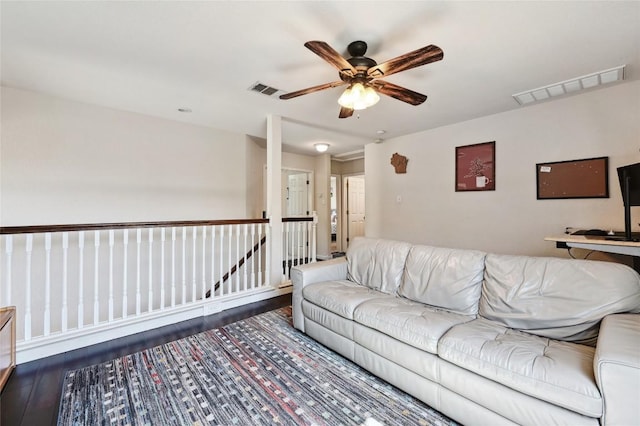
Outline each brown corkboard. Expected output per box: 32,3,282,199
536,156,609,199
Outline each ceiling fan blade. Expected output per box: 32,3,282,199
304,41,357,77
338,106,354,119
367,45,443,78
373,81,427,105
279,80,347,100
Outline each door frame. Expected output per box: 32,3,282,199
342,173,365,250
331,174,342,252
263,165,314,217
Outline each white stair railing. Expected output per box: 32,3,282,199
281,213,317,281
0,218,285,363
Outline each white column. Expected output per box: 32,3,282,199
314,153,332,259
267,114,284,286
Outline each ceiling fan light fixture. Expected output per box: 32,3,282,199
337,82,380,110
314,143,329,153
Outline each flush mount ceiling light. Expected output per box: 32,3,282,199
512,65,625,105
314,143,330,153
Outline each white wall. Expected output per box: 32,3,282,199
365,81,640,261
246,136,266,219
331,158,364,175
1,86,249,226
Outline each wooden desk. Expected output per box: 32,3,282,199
545,235,640,272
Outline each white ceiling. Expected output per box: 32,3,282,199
2,1,639,157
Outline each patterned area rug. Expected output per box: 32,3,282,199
58,307,457,425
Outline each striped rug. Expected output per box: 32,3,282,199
57,307,457,425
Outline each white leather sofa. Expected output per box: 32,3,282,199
291,237,640,425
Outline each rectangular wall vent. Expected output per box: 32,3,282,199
249,82,282,97
512,65,625,106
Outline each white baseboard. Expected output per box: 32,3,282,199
16,286,292,364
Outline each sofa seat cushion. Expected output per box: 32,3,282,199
302,280,389,320
399,244,486,316
438,318,602,417
353,297,472,354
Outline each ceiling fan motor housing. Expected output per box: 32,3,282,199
341,41,377,81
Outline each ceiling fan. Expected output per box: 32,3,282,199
279,40,444,118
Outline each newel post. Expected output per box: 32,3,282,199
311,211,318,263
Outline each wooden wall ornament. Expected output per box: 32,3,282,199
391,153,408,174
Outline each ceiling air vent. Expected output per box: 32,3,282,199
249,82,282,97
512,65,625,105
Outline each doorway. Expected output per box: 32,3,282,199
342,175,365,249
330,175,339,252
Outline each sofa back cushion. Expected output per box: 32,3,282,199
399,245,486,316
347,237,412,294
480,254,640,345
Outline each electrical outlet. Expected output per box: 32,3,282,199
203,302,222,316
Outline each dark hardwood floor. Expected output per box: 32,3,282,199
0,294,292,426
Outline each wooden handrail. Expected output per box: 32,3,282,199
0,219,269,235
282,217,313,222
0,216,314,235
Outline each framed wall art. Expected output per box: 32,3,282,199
536,156,609,199
455,141,495,191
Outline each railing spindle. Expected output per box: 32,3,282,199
44,233,52,335
61,233,68,331
243,224,248,292
192,227,197,302
219,226,224,296
250,224,256,290
265,224,270,287
210,225,216,298
227,225,232,295
24,234,33,340
108,230,114,322
93,231,100,325
171,227,176,308
297,221,302,267
259,223,264,288
201,226,207,300
122,230,129,319
181,227,187,305
311,213,317,262
77,231,84,329
148,228,153,313
236,224,240,293
135,229,142,315
160,228,166,310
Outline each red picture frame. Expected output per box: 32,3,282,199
455,141,495,191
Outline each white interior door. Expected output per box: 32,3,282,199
346,176,365,246
283,171,310,217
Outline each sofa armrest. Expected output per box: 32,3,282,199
594,313,640,426
290,258,348,332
